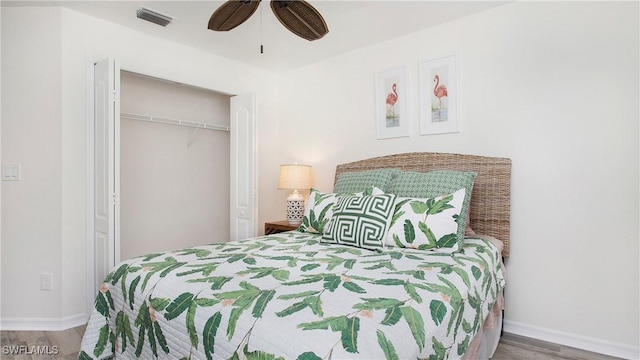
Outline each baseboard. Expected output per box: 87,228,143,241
503,319,640,360
0,313,87,331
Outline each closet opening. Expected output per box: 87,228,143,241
119,71,231,259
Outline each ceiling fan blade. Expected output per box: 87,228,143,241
208,0,262,32
270,0,329,41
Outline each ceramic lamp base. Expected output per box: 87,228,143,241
286,198,305,225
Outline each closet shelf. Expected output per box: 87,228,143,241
121,112,230,132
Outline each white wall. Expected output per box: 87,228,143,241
272,1,639,358
1,6,279,328
120,72,231,260
1,7,64,326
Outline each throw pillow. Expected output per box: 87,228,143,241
386,188,466,252
297,187,383,234
321,193,396,251
386,170,476,249
333,168,401,194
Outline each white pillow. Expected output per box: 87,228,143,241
385,188,465,252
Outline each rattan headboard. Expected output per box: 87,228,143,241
334,152,512,257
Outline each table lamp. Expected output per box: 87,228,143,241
278,164,313,225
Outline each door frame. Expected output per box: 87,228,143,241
85,57,96,318
84,57,257,316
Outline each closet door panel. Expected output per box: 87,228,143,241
230,93,256,241
93,57,120,291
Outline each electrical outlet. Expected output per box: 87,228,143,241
41,273,53,291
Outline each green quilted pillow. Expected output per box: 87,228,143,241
321,193,397,251
333,168,401,194
386,170,476,249
386,188,466,252
298,187,383,234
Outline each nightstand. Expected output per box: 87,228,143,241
264,220,299,235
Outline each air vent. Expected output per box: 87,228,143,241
136,7,173,27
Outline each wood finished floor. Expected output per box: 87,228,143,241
0,326,623,360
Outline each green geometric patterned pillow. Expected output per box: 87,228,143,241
333,168,401,194
297,187,383,234
386,170,476,249
386,188,466,252
321,193,397,251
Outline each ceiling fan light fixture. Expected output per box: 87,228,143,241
136,7,174,27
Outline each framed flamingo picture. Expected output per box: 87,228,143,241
375,66,409,139
420,55,459,135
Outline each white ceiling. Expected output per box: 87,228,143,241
3,0,508,72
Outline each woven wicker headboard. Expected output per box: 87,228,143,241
334,152,512,257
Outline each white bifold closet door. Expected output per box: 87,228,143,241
93,58,120,294
230,93,257,241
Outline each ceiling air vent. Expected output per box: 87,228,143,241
136,7,173,27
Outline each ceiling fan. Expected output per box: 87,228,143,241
208,0,329,41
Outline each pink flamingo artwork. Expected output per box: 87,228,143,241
385,83,399,126
433,74,448,121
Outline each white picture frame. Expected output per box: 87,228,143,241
420,55,459,135
375,66,409,139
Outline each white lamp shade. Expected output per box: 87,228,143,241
278,164,313,191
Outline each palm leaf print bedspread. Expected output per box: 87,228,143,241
80,232,505,359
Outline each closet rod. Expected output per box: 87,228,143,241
121,112,230,132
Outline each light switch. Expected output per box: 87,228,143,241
2,164,21,181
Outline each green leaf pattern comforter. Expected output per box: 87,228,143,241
80,232,505,359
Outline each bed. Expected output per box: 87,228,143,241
80,152,511,360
